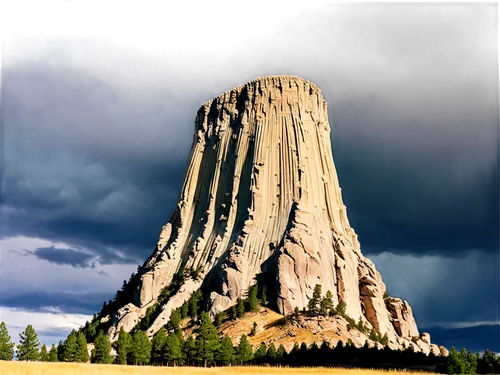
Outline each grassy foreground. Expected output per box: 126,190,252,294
0,361,433,375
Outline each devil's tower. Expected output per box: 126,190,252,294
106,75,437,353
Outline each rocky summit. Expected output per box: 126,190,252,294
104,75,441,354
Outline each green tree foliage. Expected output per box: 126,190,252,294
247,284,259,312
39,344,49,362
130,330,151,365
236,334,253,364
335,300,346,316
259,286,267,306
76,332,89,362
266,342,277,363
237,298,245,318
356,317,368,334
319,290,334,316
307,284,322,315
57,340,64,361
477,349,500,374
195,312,220,367
250,322,257,337
254,342,267,364
217,334,234,365
81,316,100,343
16,324,40,361
168,308,182,332
48,344,58,362
229,305,237,321
91,331,112,364
114,328,133,365
134,304,158,332
276,344,286,363
164,332,182,366
379,332,389,346
293,306,300,319
188,290,203,320
150,327,166,365
445,347,468,374
183,335,197,366
180,302,189,319
369,328,379,342
0,322,15,360
62,330,78,362
214,312,225,328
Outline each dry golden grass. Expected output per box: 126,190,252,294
217,307,360,352
0,361,434,375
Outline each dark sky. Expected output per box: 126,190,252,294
1,2,498,352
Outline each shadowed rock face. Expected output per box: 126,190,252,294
106,75,432,351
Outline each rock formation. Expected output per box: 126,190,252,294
106,75,437,352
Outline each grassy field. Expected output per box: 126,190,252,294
0,361,434,375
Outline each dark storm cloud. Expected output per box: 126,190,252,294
0,34,499,263
423,324,500,354
1,291,108,315
25,246,96,268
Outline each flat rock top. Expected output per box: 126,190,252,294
201,75,322,107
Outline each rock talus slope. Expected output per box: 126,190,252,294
107,75,433,351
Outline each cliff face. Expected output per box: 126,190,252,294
106,75,432,351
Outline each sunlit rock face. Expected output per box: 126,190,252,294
107,75,431,351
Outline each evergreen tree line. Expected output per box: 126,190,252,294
2,319,499,373
81,267,187,343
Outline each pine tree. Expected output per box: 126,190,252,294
290,342,300,365
254,342,267,364
237,298,245,318
229,305,237,320
214,312,224,328
276,344,286,363
48,344,58,362
114,328,132,365
266,342,277,364
195,312,220,367
168,309,182,331
236,334,253,364
57,340,64,361
335,300,346,316
259,286,267,306
250,322,257,336
369,328,379,342
76,332,89,362
356,316,366,333
319,290,334,316
16,325,40,361
293,306,300,319
183,335,197,366
62,330,77,362
164,332,182,366
0,322,15,360
446,347,467,375
307,284,322,315
188,290,202,320
130,331,151,365
150,327,166,365
180,302,189,319
91,331,112,364
380,332,389,346
217,334,234,365
39,344,49,362
247,284,259,312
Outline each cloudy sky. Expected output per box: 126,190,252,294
1,1,498,353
